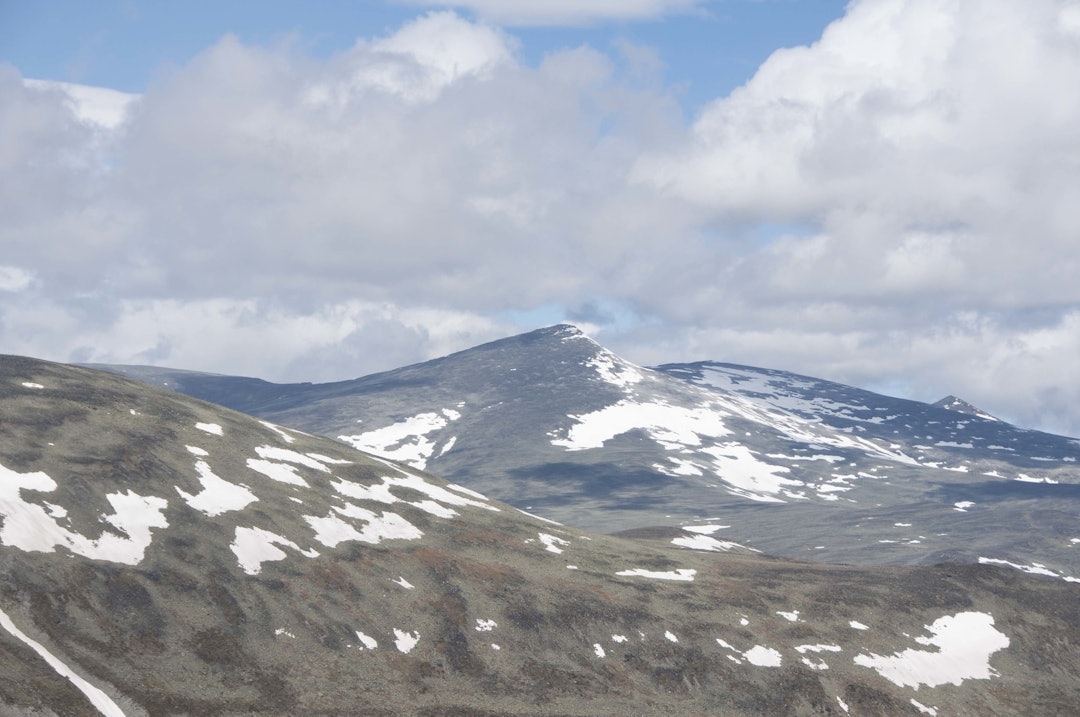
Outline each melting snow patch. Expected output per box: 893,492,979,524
551,400,731,452
393,629,420,654
953,501,975,512
185,445,208,457
332,466,498,517
517,508,562,525
0,607,127,717
355,631,378,650
304,505,423,547
275,628,296,638
21,382,44,389
475,619,497,632
796,644,842,654
978,558,1079,582
586,351,644,388
254,446,330,473
612,634,628,643
393,576,414,589
246,459,310,487
699,443,803,501
260,421,296,444
338,411,460,469
672,534,750,552
854,612,1009,689
0,462,169,565
836,696,850,714
777,610,800,622
665,631,679,643
538,533,570,553
911,699,938,716
849,621,869,630
306,453,351,465
196,422,223,435
593,643,606,658
683,524,729,534
231,526,318,575
744,645,782,667
447,483,489,500
177,460,258,516
616,568,696,581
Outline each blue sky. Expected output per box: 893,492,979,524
1,0,848,110
2,0,1080,437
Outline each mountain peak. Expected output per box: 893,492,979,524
934,394,1000,421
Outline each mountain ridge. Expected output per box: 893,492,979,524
93,325,1080,579
3,353,1080,715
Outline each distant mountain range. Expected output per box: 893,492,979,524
3,354,1080,715
97,325,1080,582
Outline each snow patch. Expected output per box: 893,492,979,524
195,422,223,435
338,410,461,469
854,612,1009,689
744,645,782,667
393,629,420,654
0,462,168,565
177,460,258,516
683,524,729,535
260,420,296,444
304,505,423,548
616,568,696,581
538,532,570,553
231,527,318,575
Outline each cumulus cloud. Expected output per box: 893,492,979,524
619,0,1080,434
394,0,709,26
2,2,1080,436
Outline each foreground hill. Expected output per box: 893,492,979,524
3,354,1079,715
101,325,1080,580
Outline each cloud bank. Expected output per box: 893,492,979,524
2,1,1080,436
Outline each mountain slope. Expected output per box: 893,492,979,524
3,354,1080,715
100,326,1080,579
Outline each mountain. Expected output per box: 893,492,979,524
4,354,1080,715
933,395,1000,422
97,325,1080,580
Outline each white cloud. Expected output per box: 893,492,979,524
0,266,35,292
394,0,708,26
0,295,511,382
22,79,138,130
3,3,1080,437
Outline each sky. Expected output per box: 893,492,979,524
2,0,1080,437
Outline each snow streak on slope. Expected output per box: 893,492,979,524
0,607,126,717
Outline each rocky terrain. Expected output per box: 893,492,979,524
101,325,1080,581
3,354,1079,715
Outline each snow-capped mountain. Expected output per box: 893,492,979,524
99,325,1080,580
3,354,1080,715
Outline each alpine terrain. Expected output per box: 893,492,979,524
2,354,1080,715
101,325,1080,583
